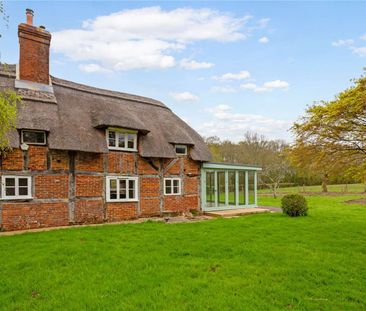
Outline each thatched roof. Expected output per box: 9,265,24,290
0,64,211,161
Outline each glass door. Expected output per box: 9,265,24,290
205,171,215,207
217,171,226,206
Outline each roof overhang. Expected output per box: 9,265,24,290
202,162,262,171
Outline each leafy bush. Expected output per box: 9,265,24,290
281,194,308,217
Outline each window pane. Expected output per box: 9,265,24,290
119,179,127,199
248,171,255,205
110,179,117,199
5,178,15,187
127,134,135,149
239,172,246,205
173,180,179,188
108,131,116,147
228,172,236,206
165,179,171,187
173,185,179,194
175,145,187,155
6,188,15,196
166,186,172,194
22,131,46,144
19,178,28,187
118,133,126,148
19,187,28,196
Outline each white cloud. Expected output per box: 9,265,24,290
331,39,354,47
351,46,366,57
240,83,257,90
170,91,199,101
259,36,269,44
210,86,237,93
198,104,291,141
213,70,251,81
263,80,289,89
79,63,112,73
52,7,254,71
360,34,366,40
241,80,289,92
257,18,270,29
180,58,214,70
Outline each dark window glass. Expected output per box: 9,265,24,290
19,187,28,196
175,145,187,155
19,178,28,187
110,179,117,199
118,133,126,148
22,131,46,145
6,188,15,196
119,179,127,199
127,134,135,149
173,180,180,193
108,131,116,147
5,178,15,187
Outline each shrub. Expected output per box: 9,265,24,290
281,194,308,217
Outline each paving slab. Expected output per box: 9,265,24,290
204,208,270,218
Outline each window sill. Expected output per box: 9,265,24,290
107,199,139,203
0,197,33,201
164,194,182,196
108,147,138,152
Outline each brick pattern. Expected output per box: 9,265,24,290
74,199,104,224
0,146,202,231
35,175,69,199
50,150,69,171
164,195,199,212
1,202,68,231
108,152,135,174
1,149,24,171
76,175,103,197
107,202,138,222
28,146,47,170
76,152,104,172
140,198,161,216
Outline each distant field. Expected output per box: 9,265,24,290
259,183,365,195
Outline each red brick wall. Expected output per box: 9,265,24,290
74,199,104,224
35,175,69,199
1,149,24,170
75,175,103,197
108,152,135,174
28,146,47,170
107,202,138,222
0,146,202,231
18,23,51,85
50,150,69,171
1,202,68,231
76,152,104,172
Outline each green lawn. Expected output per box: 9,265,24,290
1,194,366,310
259,183,365,195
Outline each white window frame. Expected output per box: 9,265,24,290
106,128,138,152
1,175,32,200
175,144,187,156
21,130,47,145
106,176,139,202
164,178,182,196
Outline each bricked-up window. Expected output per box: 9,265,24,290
106,176,138,202
164,178,181,195
21,130,46,145
175,145,187,156
1,176,32,200
107,129,137,152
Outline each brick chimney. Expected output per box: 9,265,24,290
18,9,51,84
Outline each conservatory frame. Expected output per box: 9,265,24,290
200,162,262,211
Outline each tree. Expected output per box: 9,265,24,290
206,132,294,198
0,1,19,155
289,73,366,191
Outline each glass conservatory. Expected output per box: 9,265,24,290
200,162,262,211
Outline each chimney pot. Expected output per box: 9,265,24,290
26,8,34,25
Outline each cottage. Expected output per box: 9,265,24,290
0,10,261,231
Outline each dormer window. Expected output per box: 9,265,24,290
21,130,46,145
107,128,137,151
175,144,187,156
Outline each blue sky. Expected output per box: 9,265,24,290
1,1,365,141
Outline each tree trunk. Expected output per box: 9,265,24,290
322,174,328,193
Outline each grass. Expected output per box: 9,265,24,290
259,183,365,195
1,192,366,310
